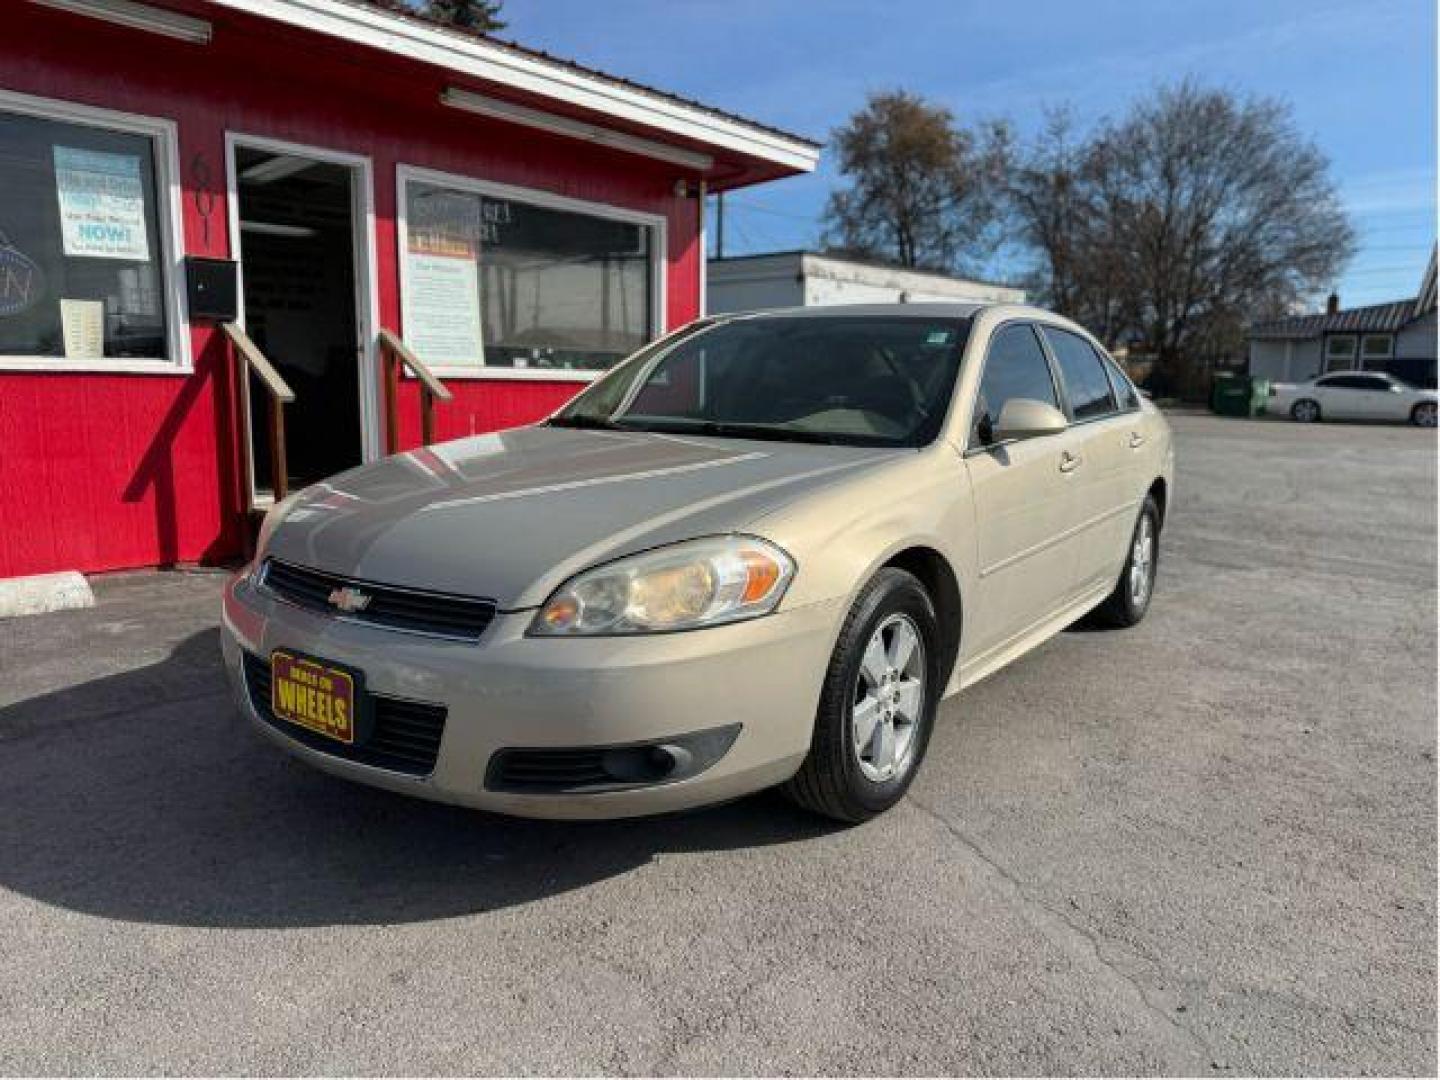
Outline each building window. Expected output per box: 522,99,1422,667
1361,333,1394,367
399,169,662,377
1324,334,1357,372
0,92,183,372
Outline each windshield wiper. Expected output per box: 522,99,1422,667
546,414,631,430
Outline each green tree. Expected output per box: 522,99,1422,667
821,90,1007,274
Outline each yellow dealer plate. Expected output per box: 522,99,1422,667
270,650,356,744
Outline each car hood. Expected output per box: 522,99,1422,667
264,425,899,609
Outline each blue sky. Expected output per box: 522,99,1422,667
504,0,1436,307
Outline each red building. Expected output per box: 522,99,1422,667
0,0,818,581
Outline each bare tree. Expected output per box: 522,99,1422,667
1004,109,1135,346
1009,82,1355,373
821,91,1006,274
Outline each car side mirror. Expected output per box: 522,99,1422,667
993,398,1069,442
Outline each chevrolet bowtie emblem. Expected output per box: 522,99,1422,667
327,586,371,613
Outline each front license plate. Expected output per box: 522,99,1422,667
270,650,356,744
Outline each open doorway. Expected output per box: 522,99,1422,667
232,143,371,499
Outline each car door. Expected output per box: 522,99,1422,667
1315,375,1363,418
962,322,1088,659
1354,374,1403,419
1039,325,1136,595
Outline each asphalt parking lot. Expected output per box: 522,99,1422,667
0,412,1434,1076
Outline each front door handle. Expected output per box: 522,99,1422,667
1059,450,1081,473
1128,431,1146,449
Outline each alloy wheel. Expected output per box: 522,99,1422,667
852,614,926,782
1130,514,1155,607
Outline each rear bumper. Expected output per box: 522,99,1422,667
220,572,841,819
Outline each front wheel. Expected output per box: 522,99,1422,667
1090,495,1160,628
1291,399,1321,423
1411,402,1437,428
783,568,940,823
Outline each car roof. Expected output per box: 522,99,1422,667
718,301,1068,322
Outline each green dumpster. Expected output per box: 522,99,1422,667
1211,373,1271,417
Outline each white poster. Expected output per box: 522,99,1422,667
405,250,483,366
53,147,151,261
60,299,105,358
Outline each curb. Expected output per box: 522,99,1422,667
0,571,96,619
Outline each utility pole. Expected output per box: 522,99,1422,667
715,191,725,259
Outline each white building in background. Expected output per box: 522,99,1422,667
707,250,1025,314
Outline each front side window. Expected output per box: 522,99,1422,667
554,316,969,448
970,323,1059,446
0,107,169,364
1043,326,1117,419
1320,375,1368,390
403,178,654,374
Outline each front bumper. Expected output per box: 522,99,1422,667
220,572,841,819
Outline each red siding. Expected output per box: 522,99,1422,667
0,2,705,577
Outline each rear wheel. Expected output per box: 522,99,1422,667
1091,495,1160,628
783,568,939,823
1411,402,1437,428
1291,399,1321,423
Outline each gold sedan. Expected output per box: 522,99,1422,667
221,304,1174,822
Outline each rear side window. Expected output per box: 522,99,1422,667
1097,348,1140,411
971,323,1059,445
1043,327,1117,419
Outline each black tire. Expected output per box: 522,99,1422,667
1291,399,1321,423
1410,402,1437,428
1090,494,1161,629
782,568,941,824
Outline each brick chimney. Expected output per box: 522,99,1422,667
1326,292,1340,315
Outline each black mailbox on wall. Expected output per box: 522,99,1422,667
184,256,239,322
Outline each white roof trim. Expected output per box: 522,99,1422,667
441,88,714,171
207,0,820,174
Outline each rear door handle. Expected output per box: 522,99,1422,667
1059,450,1081,473
1128,431,1146,449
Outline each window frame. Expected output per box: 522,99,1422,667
963,318,1065,453
395,163,667,382
1361,333,1395,365
0,87,190,375
1324,334,1358,372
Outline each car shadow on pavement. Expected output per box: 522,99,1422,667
0,628,839,930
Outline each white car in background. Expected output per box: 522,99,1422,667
1269,372,1437,426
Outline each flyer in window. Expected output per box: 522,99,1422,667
405,250,483,366
53,146,151,262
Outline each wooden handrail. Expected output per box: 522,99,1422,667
222,321,295,505
378,329,453,453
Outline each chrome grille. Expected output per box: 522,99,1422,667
261,559,497,642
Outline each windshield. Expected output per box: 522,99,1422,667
551,315,971,448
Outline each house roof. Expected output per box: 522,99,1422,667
1250,247,1438,341
360,2,821,151
1249,299,1419,340
205,0,821,180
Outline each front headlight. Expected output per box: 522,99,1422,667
529,535,796,636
